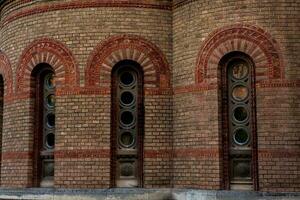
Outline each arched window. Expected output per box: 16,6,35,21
220,52,258,190
0,75,3,185
31,64,55,187
111,60,144,188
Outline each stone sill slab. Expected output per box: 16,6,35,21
0,188,299,200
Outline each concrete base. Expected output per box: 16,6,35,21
0,188,299,200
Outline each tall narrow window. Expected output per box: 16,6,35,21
221,52,257,190
32,64,55,187
0,75,3,185
111,60,143,187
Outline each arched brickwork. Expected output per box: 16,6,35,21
195,24,284,83
16,38,79,94
85,35,170,89
0,51,13,97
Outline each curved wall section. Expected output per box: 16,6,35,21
173,0,299,192
0,0,172,188
0,0,299,193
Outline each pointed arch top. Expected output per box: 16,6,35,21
196,24,284,83
0,51,13,97
16,38,79,93
85,35,170,89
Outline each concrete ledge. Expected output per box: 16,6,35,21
173,189,300,200
0,188,299,200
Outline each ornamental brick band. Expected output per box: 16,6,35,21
15,38,80,95
195,24,284,83
0,0,298,193
1,0,171,28
85,35,171,90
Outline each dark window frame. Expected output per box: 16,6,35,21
111,60,144,188
0,75,3,186
31,64,55,187
219,52,258,190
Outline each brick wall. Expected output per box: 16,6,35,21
0,0,298,192
256,87,300,192
0,0,172,189
1,99,33,187
173,90,222,189
54,95,111,188
173,0,299,192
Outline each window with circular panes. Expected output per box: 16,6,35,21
112,61,143,188
41,71,55,187
226,57,254,190
43,73,55,150
31,64,56,188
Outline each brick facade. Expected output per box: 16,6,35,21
0,0,299,193
172,0,299,192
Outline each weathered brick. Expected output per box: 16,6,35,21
0,0,298,193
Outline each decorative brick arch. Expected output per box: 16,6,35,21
85,35,170,89
0,51,13,97
196,24,284,83
16,38,79,93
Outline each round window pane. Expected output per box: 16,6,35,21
233,107,248,122
45,73,55,88
120,71,135,86
120,111,135,126
233,128,249,145
119,132,135,147
233,161,251,178
120,163,134,177
232,62,249,79
46,133,55,149
120,91,135,106
232,85,249,101
46,94,55,107
47,113,55,127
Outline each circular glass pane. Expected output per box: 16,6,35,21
120,71,135,86
46,94,55,107
233,161,250,178
232,85,249,101
120,163,134,177
46,133,55,149
232,61,249,79
120,91,135,106
120,111,134,126
47,113,55,127
120,132,135,147
233,107,248,122
233,128,249,145
45,73,55,88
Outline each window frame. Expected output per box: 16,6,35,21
220,52,258,190
31,64,55,187
111,60,144,188
0,75,4,185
